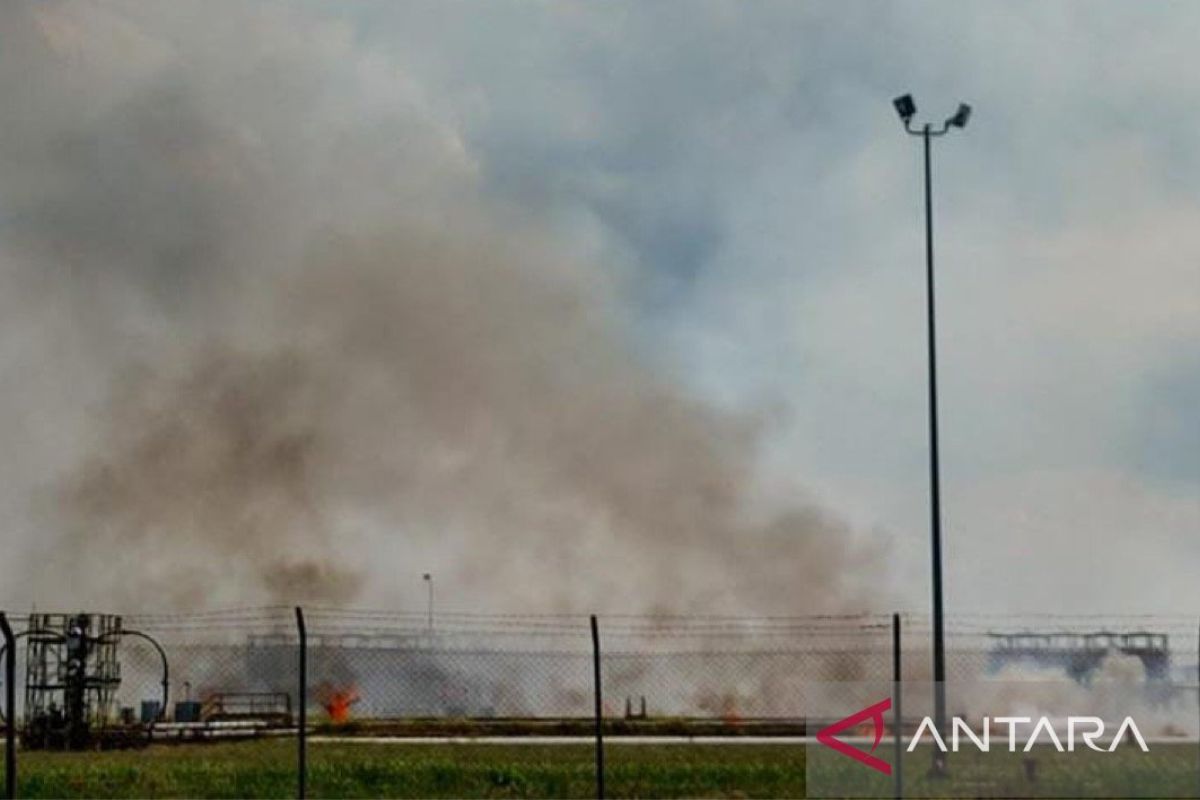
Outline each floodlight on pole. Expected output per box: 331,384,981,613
892,93,971,777
893,94,916,123
948,103,972,129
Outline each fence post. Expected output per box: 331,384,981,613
1,612,15,800
295,607,307,800
590,614,605,800
892,613,902,800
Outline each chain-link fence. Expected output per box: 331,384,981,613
1,608,1198,798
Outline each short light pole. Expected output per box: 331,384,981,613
892,93,971,776
422,573,434,634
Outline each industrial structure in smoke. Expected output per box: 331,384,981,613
987,631,1172,683
3,608,1196,750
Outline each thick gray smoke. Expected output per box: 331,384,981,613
0,2,885,613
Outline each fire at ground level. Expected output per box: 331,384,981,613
4,612,1196,750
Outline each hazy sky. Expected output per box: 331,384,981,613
331,1,1200,614
334,1,1200,613
1,1,1196,615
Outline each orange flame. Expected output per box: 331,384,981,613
721,697,742,727
315,682,360,724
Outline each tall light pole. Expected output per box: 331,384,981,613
422,573,434,634
892,93,970,775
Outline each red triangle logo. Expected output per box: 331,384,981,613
816,697,892,775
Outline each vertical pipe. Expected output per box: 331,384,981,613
892,613,903,800
924,124,947,776
295,607,307,800
590,615,605,800
426,575,434,635
0,612,15,800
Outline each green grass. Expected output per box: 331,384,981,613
4,738,1196,798
809,743,1200,798
2,739,805,799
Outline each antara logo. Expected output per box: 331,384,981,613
817,699,1149,774
816,698,893,775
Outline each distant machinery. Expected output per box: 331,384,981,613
0,612,169,749
987,631,1170,683
23,613,124,748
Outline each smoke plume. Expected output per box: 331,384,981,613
0,2,885,613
